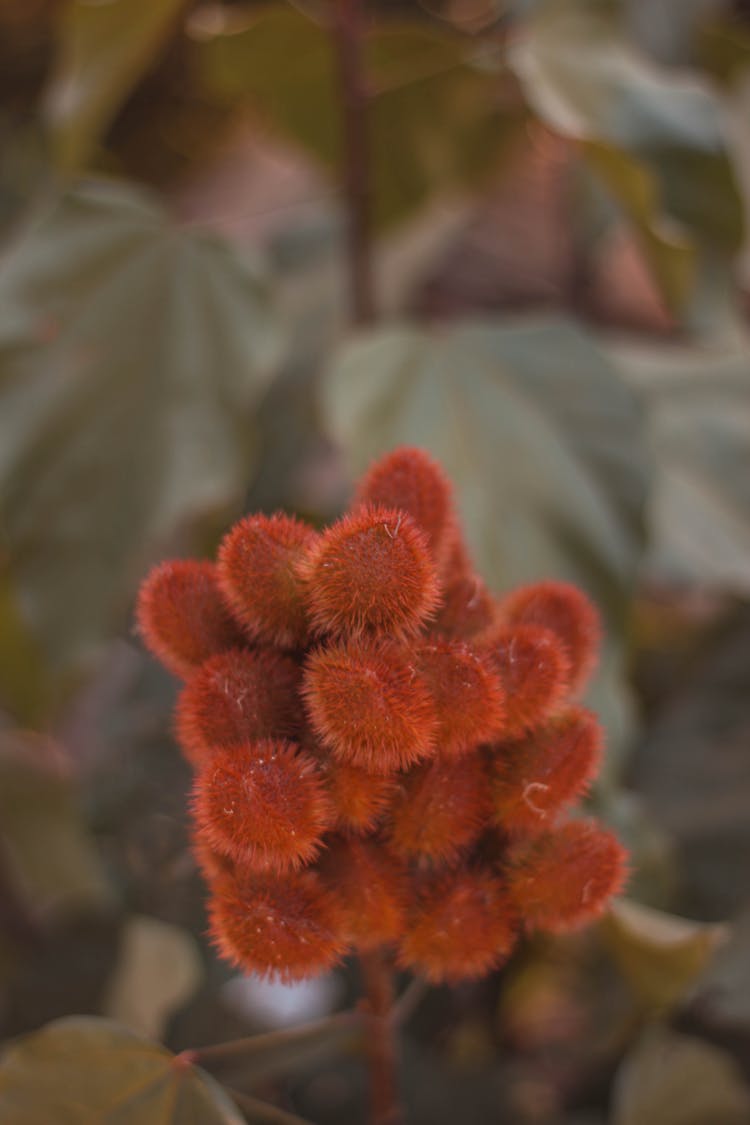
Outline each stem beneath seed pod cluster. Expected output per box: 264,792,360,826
360,951,404,1125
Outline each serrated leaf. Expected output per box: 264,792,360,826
613,341,750,594
510,0,743,325
612,1027,750,1125
321,317,649,761
0,732,110,916
43,0,188,173
196,7,522,229
0,182,280,718
0,1017,245,1125
602,900,727,1012
104,916,202,1040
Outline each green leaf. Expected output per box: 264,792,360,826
612,1027,750,1125
103,916,202,1040
510,0,743,325
43,0,188,174
601,899,727,1013
613,341,750,594
197,7,523,229
0,1016,245,1125
321,317,649,760
0,182,280,718
0,732,110,916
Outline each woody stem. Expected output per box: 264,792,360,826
359,950,404,1125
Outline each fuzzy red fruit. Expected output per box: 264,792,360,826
318,838,407,950
388,756,491,864
323,758,396,833
176,648,303,767
417,639,505,756
217,513,317,649
208,868,347,981
399,867,517,983
497,581,601,694
192,741,332,872
303,638,437,774
431,534,495,639
136,560,245,678
192,839,235,885
298,505,440,641
353,447,455,568
483,624,571,738
505,820,627,933
491,708,603,836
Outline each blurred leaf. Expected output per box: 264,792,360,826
628,604,750,920
612,1026,750,1125
0,1016,244,1125
0,571,51,724
686,909,750,1030
510,0,743,327
0,182,280,718
197,7,523,229
321,317,649,759
601,899,727,1013
43,0,187,173
613,341,750,595
0,731,110,916
103,915,202,1040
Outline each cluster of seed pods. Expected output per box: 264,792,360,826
137,448,626,984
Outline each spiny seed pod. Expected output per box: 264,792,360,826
192,839,235,885
504,820,627,933
388,756,491,864
353,446,455,568
399,868,517,983
192,741,332,872
217,513,317,649
318,837,407,950
322,758,396,833
483,624,571,738
136,560,245,679
431,534,495,639
208,868,347,981
303,638,437,774
298,505,440,641
497,581,601,694
176,648,303,767
491,708,603,836
416,639,505,756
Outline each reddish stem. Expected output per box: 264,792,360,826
333,0,375,324
359,950,403,1125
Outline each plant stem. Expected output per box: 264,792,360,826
333,0,375,324
359,950,403,1125
182,1011,362,1066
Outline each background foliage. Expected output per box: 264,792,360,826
1,1,750,1122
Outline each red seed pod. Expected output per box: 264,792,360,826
483,624,571,738
504,819,627,933
416,639,505,756
318,837,407,950
192,838,235,886
208,867,347,981
399,867,517,983
217,513,317,649
303,638,437,774
497,581,601,694
491,707,603,836
192,740,332,872
388,755,491,864
298,505,440,641
136,560,245,679
323,758,397,833
175,648,303,768
431,534,495,639
353,447,455,568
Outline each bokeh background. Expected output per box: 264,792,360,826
1,1,750,1122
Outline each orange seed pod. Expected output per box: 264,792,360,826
416,638,505,756
217,513,317,649
388,755,491,864
136,560,245,679
483,624,571,738
318,837,407,950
